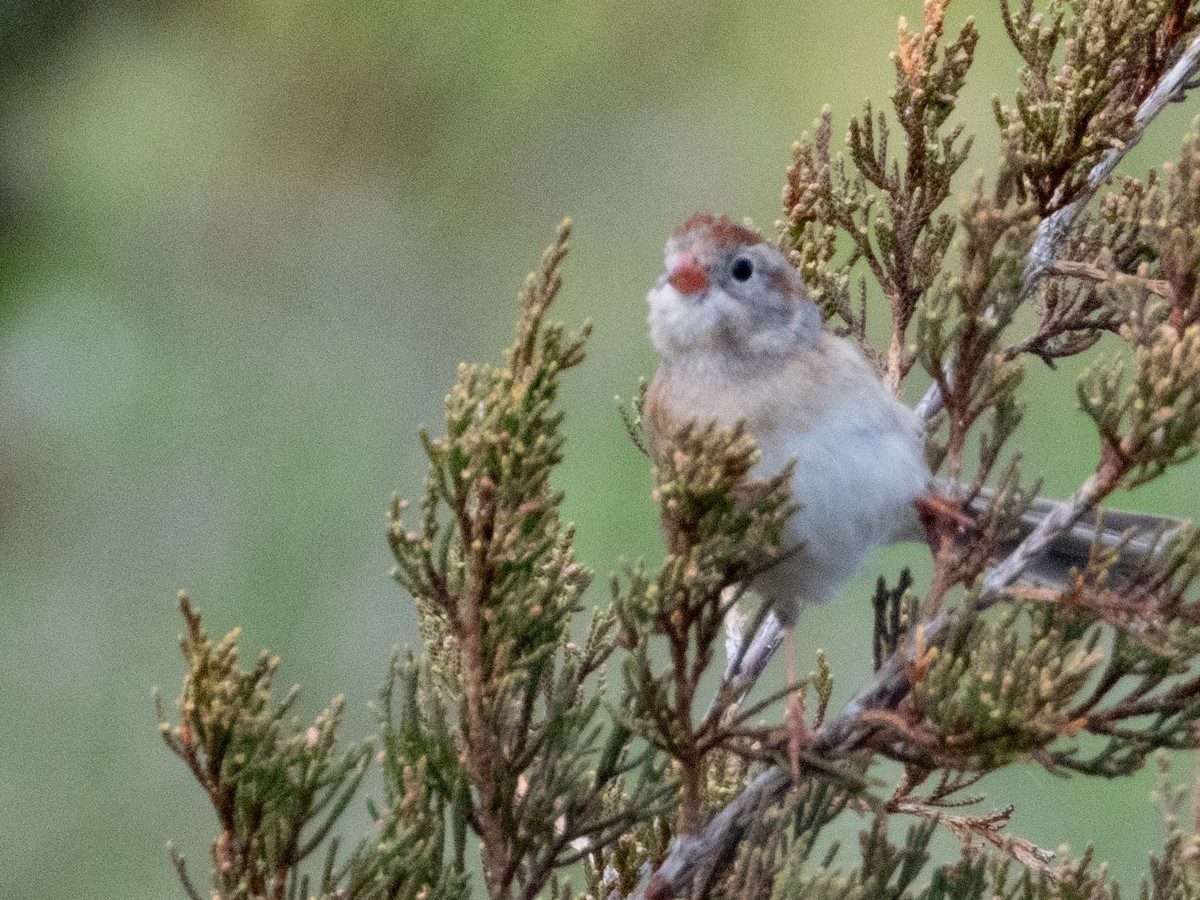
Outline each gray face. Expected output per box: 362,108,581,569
648,232,821,364
706,241,804,330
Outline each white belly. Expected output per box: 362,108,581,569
752,407,928,619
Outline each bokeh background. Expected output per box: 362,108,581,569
2,1,1199,897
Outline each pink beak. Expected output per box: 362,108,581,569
668,259,709,295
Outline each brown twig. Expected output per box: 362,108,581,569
1042,258,1175,299
457,476,509,897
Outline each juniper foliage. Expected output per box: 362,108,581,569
156,596,374,900
158,2,1200,899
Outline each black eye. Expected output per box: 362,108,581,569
730,257,753,281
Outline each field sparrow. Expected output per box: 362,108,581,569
644,213,933,628
643,213,1180,656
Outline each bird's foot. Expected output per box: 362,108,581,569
784,629,812,779
786,693,813,780
914,491,973,553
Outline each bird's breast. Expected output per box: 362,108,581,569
646,343,928,576
645,352,840,456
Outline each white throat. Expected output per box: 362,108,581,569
647,281,820,370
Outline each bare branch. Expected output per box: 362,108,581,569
627,768,792,900
721,610,786,693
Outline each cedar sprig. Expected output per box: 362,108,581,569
581,800,674,900
385,221,668,900
911,183,1034,487
771,817,939,900
872,569,918,672
994,0,1193,214
706,774,857,900
1076,294,1200,488
157,594,372,900
916,1,1200,491
343,709,470,900
782,0,977,391
613,419,797,835
877,520,1200,778
903,603,1104,771
766,806,1118,900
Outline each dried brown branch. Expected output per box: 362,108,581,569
1043,258,1175,299
887,799,1057,874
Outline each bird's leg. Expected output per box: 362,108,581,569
914,491,973,553
785,628,811,779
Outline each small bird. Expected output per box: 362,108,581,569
644,213,934,627
642,213,1183,699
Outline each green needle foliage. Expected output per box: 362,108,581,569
383,221,673,900
613,419,795,835
909,603,1106,770
158,2,1200,899
156,595,372,900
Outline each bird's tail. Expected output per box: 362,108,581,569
965,486,1187,588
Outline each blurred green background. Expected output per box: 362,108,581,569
2,1,1198,897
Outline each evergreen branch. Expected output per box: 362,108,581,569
981,464,1122,596
383,223,677,900
1026,32,1200,286
626,767,788,900
158,597,377,900
626,449,1133,900
159,6,1200,900
297,760,371,861
917,29,1200,424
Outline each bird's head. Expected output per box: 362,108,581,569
647,213,820,366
